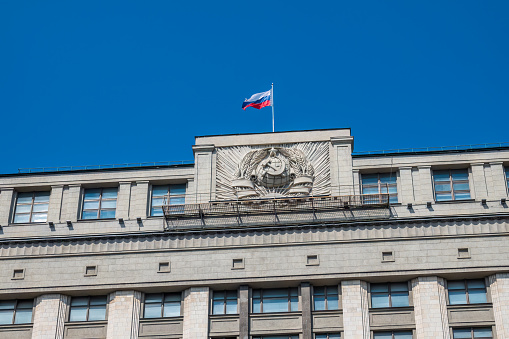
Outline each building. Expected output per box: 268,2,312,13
0,128,508,339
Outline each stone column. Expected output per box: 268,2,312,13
61,184,81,222
106,290,142,339
47,185,64,223
330,136,355,196
182,287,209,339
470,163,487,201
412,277,450,339
0,188,14,226
116,182,132,220
193,144,215,203
489,274,509,338
239,285,249,339
399,167,414,204
32,294,69,339
489,162,508,199
341,280,370,339
353,169,361,195
301,283,312,339
130,181,149,219
416,166,434,204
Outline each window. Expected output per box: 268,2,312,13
373,331,413,339
361,173,398,203
506,168,509,192
371,282,409,308
212,290,237,314
448,279,487,305
69,296,107,322
452,328,492,339
313,286,339,311
81,188,117,219
150,184,186,216
252,288,298,313
316,334,341,339
433,169,471,201
13,192,50,223
0,299,33,324
143,293,181,318
253,336,299,339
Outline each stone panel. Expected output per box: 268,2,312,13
341,280,369,339
106,290,141,339
447,305,494,325
182,287,209,339
412,277,449,339
138,319,183,338
64,322,107,339
369,309,415,329
249,313,302,335
208,315,239,336
312,312,342,332
489,273,509,338
0,325,32,339
32,294,69,339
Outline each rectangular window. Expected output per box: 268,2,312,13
373,331,413,339
252,288,298,313
361,173,398,204
313,286,339,311
433,169,471,201
81,188,117,220
506,168,509,192
371,282,409,308
150,184,186,216
452,328,492,339
0,299,33,324
13,192,50,223
143,293,181,318
253,336,299,339
69,296,107,322
448,279,487,305
316,334,341,339
212,290,237,315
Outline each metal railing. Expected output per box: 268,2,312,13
353,142,509,156
18,161,194,173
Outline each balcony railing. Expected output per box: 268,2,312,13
162,194,391,231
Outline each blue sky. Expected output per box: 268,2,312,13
1,1,508,174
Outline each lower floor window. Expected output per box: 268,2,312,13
252,336,299,339
374,331,413,339
0,299,33,324
453,328,492,339
144,293,181,318
316,334,341,339
69,296,107,322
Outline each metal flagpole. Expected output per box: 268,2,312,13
271,83,274,132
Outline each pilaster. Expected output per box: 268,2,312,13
61,184,81,222
130,181,149,219
47,185,64,223
330,136,354,196
489,273,509,338
0,188,14,225
489,162,508,199
116,182,132,220
239,285,249,339
352,169,361,196
193,144,215,203
412,276,450,339
301,282,312,339
416,166,434,204
32,294,69,339
399,167,414,204
341,280,370,339
106,290,142,339
470,163,487,200
182,287,209,339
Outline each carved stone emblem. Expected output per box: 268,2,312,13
232,147,314,199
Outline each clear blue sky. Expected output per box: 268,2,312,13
1,1,508,174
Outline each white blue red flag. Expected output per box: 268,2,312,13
242,90,272,110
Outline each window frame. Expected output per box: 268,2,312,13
68,295,108,322
252,336,300,339
0,299,34,325
433,169,471,202
252,288,299,314
13,191,50,224
373,330,414,339
211,290,238,315
446,279,488,305
451,327,493,339
361,172,398,204
312,285,340,311
142,292,182,318
150,184,187,217
315,333,341,339
81,187,118,220
370,282,410,308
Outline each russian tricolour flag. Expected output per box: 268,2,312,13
242,89,271,110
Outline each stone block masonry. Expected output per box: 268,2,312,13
106,290,142,339
31,294,69,339
182,287,209,339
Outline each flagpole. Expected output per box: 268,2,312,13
271,83,274,132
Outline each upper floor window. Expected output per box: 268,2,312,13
316,334,341,339
361,173,398,203
448,279,487,305
150,184,186,216
313,286,339,311
212,290,237,315
13,192,50,223
69,296,107,322
433,169,470,202
373,331,413,339
371,282,409,308
82,188,117,220
0,299,33,324
452,328,492,339
252,288,298,313
143,293,181,318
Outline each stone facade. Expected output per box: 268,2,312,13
182,287,209,339
412,277,450,339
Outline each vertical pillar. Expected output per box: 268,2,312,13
489,274,509,338
131,181,149,219
47,185,64,223
341,280,370,339
412,277,450,339
352,170,361,195
399,167,414,204
470,163,487,201
182,287,209,339
61,184,81,222
489,162,508,199
0,188,14,226
330,136,355,196
32,294,69,339
106,290,142,339
116,182,132,220
301,283,312,339
192,144,215,203
416,166,434,204
239,285,249,339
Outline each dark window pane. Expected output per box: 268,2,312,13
314,296,325,310
391,293,409,307
14,308,32,324
69,306,88,321
474,328,492,338
0,310,14,324
455,192,471,200
362,175,379,185
16,193,33,204
436,193,452,201
225,299,237,314
163,302,180,317
152,186,169,196
34,192,50,202
449,290,467,305
170,184,186,195
100,209,116,219
89,296,107,305
144,303,162,318
88,305,106,321
451,170,468,180
373,332,393,339
101,188,117,199
370,284,389,293
468,290,487,304
371,294,389,308
145,294,163,303
71,297,89,306
82,211,98,219
453,329,472,339
327,295,339,310
13,214,30,223
391,283,408,292
84,189,101,200
262,298,288,313
212,300,224,314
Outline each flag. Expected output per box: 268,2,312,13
242,90,271,110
